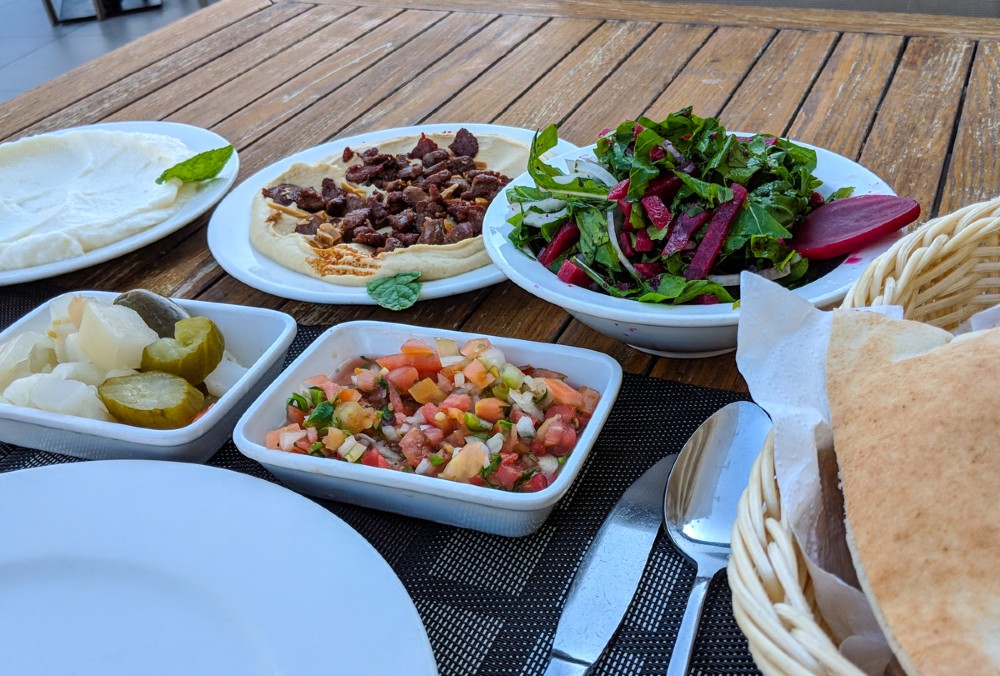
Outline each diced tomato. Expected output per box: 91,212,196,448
265,424,301,450
376,352,442,379
303,374,333,389
320,381,342,402
462,358,495,389
423,426,445,447
306,426,319,443
400,338,436,355
520,473,550,493
286,404,306,426
293,437,311,453
489,462,523,491
579,387,599,415
385,366,420,394
353,369,380,393
386,382,408,426
399,428,433,467
545,404,579,427
475,397,508,423
362,447,392,469
510,409,538,427
440,393,473,412
500,425,520,454
460,338,492,358
542,378,584,409
468,475,487,487
553,425,578,456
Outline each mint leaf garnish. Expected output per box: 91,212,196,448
367,272,421,310
156,145,234,184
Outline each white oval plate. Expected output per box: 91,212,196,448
207,123,578,304
484,138,898,328
0,121,239,287
0,460,436,675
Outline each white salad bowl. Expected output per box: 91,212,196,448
233,320,623,537
0,291,297,461
484,140,899,358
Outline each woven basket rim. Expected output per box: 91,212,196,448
729,195,1000,674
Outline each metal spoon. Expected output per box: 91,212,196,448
663,401,771,675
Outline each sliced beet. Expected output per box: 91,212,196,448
684,183,748,280
607,178,630,201
634,228,655,252
633,262,663,279
537,222,580,267
556,259,590,286
790,194,920,260
640,194,672,231
662,209,710,256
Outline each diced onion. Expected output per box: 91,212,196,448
279,430,307,452
440,355,467,367
486,433,504,453
415,458,434,475
509,389,544,421
537,454,559,476
515,416,536,439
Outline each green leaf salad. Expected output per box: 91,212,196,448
506,107,853,304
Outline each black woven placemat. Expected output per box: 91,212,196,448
0,288,759,675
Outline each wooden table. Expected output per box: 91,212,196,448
3,0,1000,392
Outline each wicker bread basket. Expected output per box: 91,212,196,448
727,195,1000,674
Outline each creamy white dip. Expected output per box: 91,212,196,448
0,129,197,271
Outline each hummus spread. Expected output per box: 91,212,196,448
0,129,197,271
249,130,529,286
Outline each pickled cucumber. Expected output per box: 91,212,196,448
98,371,205,429
141,317,224,384
114,289,190,338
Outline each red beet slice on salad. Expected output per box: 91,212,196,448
790,194,920,260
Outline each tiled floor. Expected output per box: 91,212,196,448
0,0,211,105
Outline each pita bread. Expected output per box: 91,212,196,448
249,132,529,286
826,310,1000,675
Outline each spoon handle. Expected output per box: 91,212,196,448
666,571,713,676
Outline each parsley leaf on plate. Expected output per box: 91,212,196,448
367,272,421,310
156,145,234,184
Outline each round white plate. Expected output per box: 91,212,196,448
207,123,578,304
484,138,898,328
0,461,436,676
0,121,239,287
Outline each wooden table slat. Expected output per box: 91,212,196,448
939,40,1000,214
787,32,904,159
858,36,975,220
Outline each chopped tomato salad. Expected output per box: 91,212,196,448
265,337,600,492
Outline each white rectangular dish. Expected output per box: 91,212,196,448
234,321,623,537
0,291,297,462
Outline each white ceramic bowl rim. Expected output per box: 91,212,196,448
484,137,900,327
0,291,296,446
234,320,623,512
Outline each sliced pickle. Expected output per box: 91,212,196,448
114,289,190,338
99,371,205,429
141,317,224,384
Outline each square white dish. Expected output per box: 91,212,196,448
0,291,297,462
234,320,623,537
